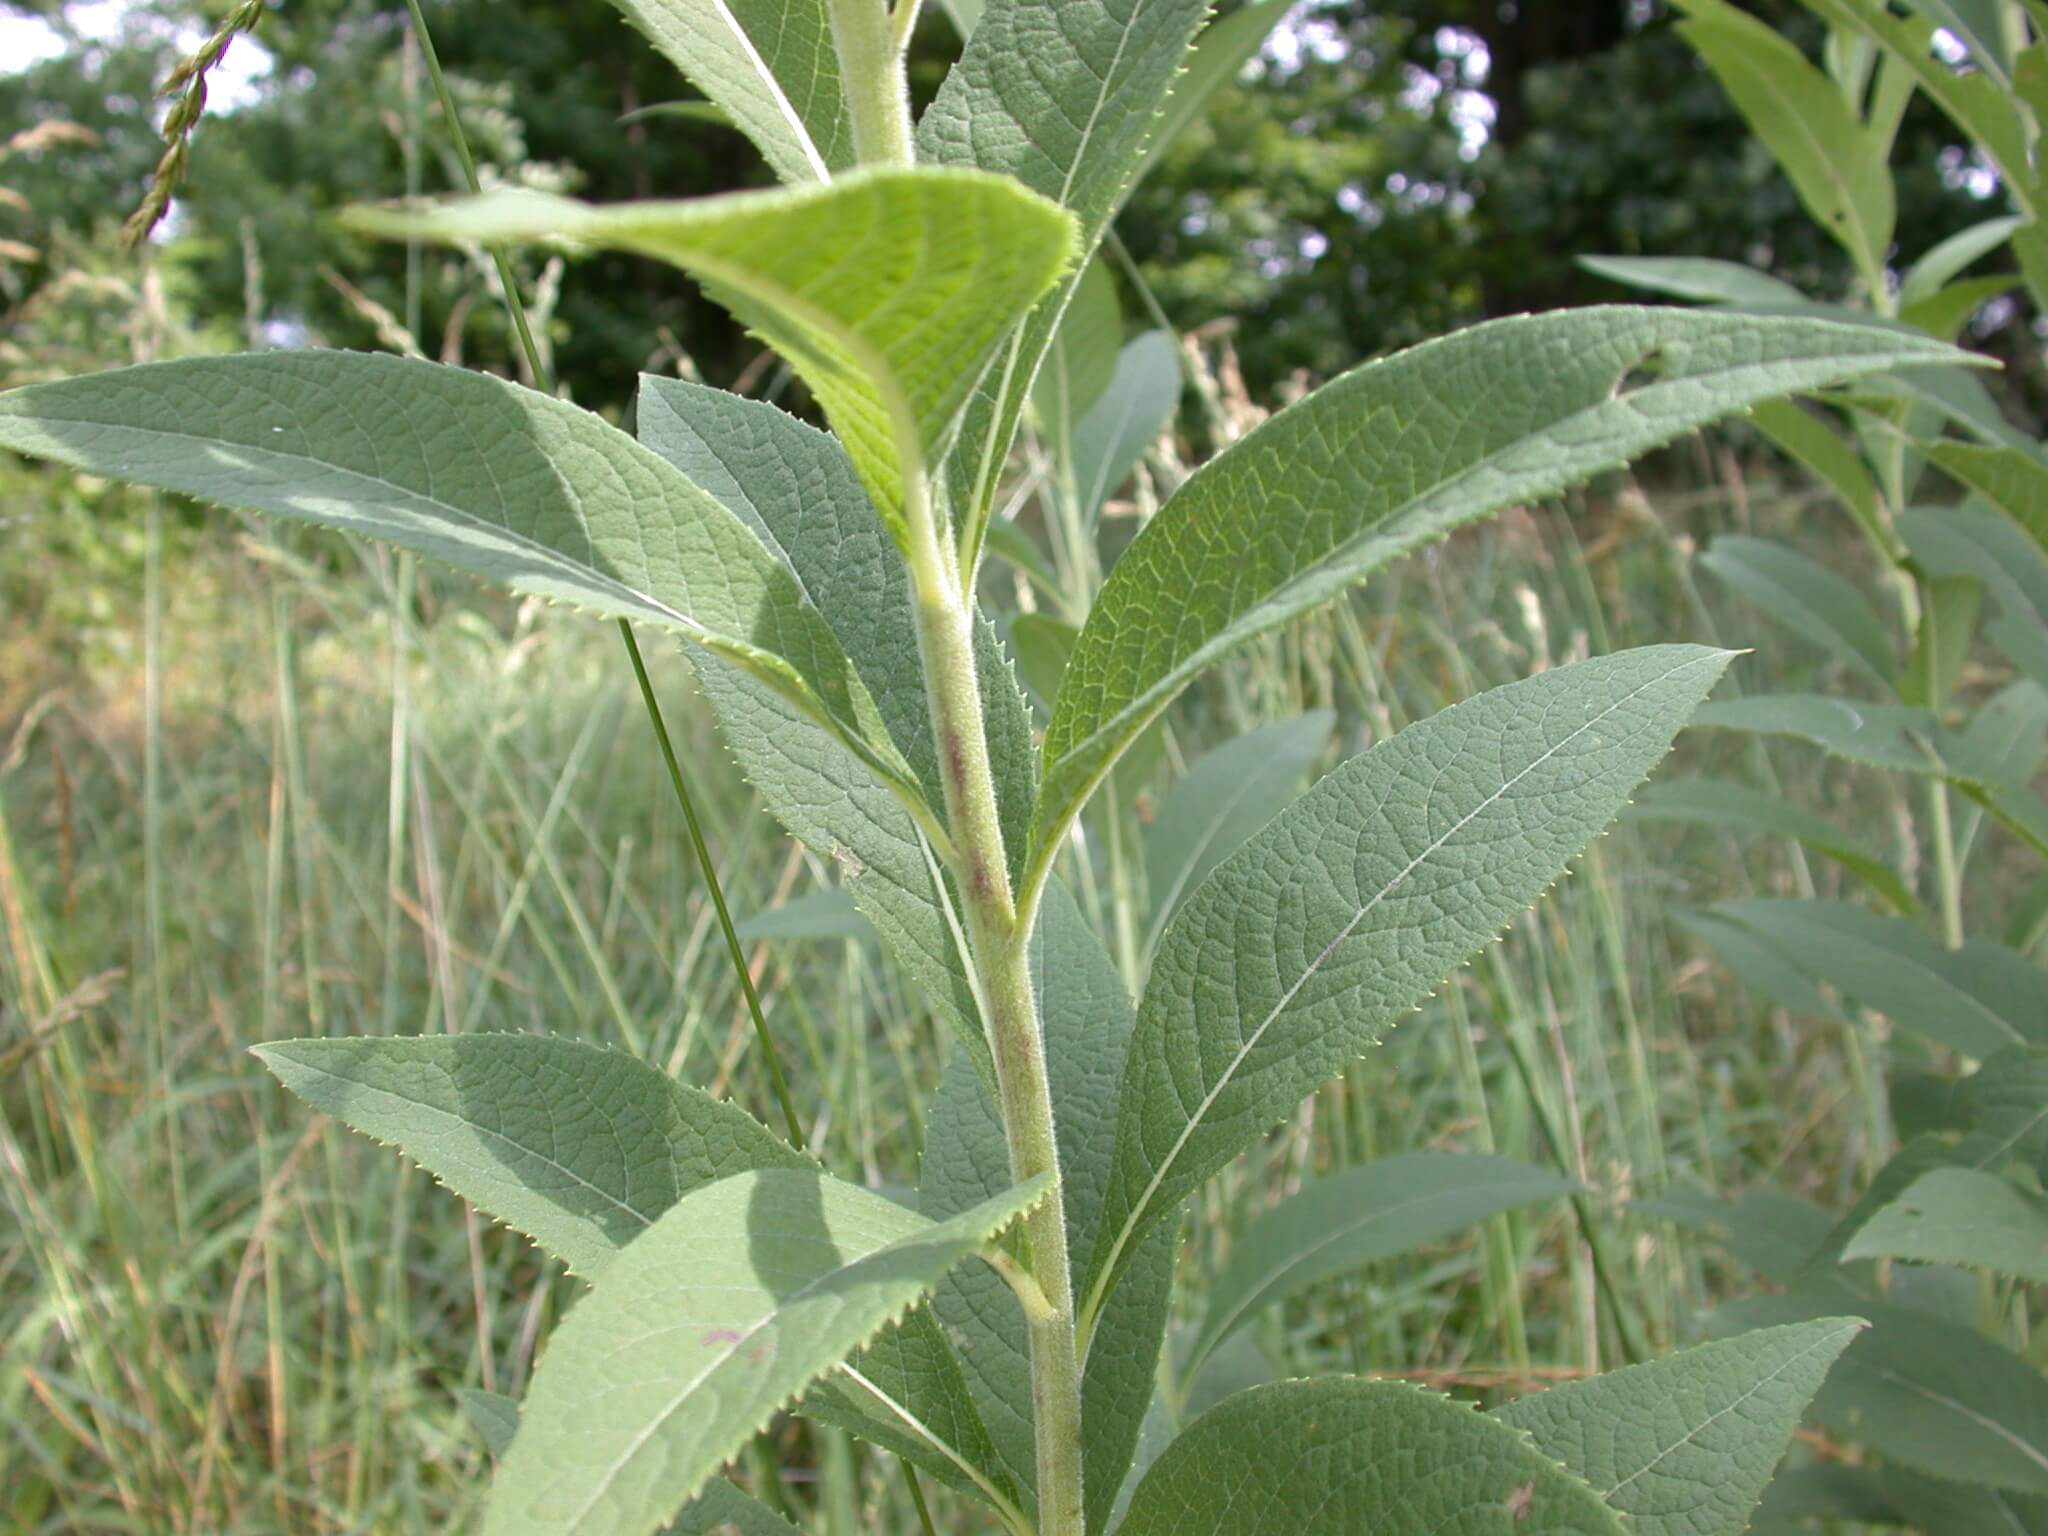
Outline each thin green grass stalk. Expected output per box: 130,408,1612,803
399,0,801,1145
1444,982,1533,1376
143,492,187,1238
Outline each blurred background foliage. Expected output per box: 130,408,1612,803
1,0,2022,406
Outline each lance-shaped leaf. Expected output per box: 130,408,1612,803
1671,0,1894,279
1935,442,2048,551
1070,330,1182,522
1116,1378,1627,1535
0,350,917,797
1699,534,1893,685
1881,1467,2048,1536
918,0,1211,550
253,1036,809,1278
1185,1153,1575,1383
359,170,1076,540
1690,693,1997,779
1707,898,2046,1058
1842,1166,2048,1284
458,1391,810,1535
1033,309,1975,867
1579,253,1808,307
1494,1319,1864,1536
1627,779,1917,914
1078,646,1736,1325
605,0,851,183
1719,1292,2048,1495
1142,711,1335,960
486,1168,1049,1536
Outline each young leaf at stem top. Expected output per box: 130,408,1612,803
355,168,1077,549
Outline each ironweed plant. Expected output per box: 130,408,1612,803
0,2,1990,1532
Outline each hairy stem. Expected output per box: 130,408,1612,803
829,0,915,166
908,505,1086,1536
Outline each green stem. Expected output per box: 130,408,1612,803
828,0,915,166
908,490,1085,1536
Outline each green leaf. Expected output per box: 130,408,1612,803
1901,215,2026,304
252,1035,808,1277
461,1387,522,1459
360,170,1076,539
1035,256,1123,444
1718,1292,2048,1495
1079,646,1736,1324
635,376,1037,873
1186,1153,1575,1382
1627,779,1916,913
798,1306,1027,1519
736,889,875,945
1747,398,1886,553
1126,0,1287,196
1116,1378,1628,1535
689,657,988,1069
1069,331,1181,521
918,0,1212,541
1935,442,2048,552
1033,308,1973,863
1700,533,1893,684
1578,254,1808,307
1900,273,2018,341
1900,0,2015,86
1633,1185,1837,1284
1882,1466,2048,1536
1791,0,2034,208
918,881,1175,1535
0,351,914,800
1671,908,1846,1021
1842,1166,2048,1283
605,0,851,183
1672,0,1895,277
1141,711,1335,961
458,1393,810,1535
1691,692,1995,779
1904,501,2048,649
1749,1464,1901,1533
1708,898,2045,1057
1494,1319,1864,1536
485,1168,1048,1536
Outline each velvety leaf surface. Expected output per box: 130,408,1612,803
486,1169,1048,1536
1035,309,1971,857
1187,1153,1574,1380
362,171,1075,535
1494,1319,1864,1536
0,351,909,791
1842,1166,2048,1283
1141,711,1335,961
1116,1378,1627,1535
458,1392,808,1535
606,0,851,183
254,1036,807,1276
1081,646,1735,1321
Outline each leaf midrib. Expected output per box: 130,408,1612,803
1086,649,1723,1321
1603,1322,1861,1501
